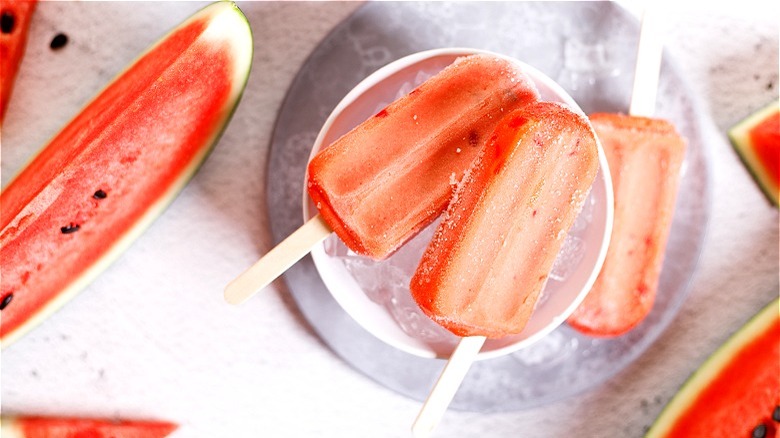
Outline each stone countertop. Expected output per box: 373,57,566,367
1,1,777,437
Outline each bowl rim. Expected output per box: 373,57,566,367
302,47,614,360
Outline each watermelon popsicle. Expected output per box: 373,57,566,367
308,53,540,259
410,101,600,338
567,113,687,336
567,7,687,337
225,53,540,304
410,101,601,438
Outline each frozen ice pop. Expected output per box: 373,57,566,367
410,101,600,338
224,53,540,305
307,54,540,260
568,113,686,337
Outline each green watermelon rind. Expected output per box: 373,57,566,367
644,297,780,437
727,100,780,207
0,2,253,347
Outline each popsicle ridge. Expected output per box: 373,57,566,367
411,102,600,338
568,113,686,337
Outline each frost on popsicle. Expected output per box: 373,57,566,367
410,102,600,339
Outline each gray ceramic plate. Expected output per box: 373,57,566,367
267,1,711,412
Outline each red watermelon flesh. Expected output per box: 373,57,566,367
0,0,37,122
749,109,780,187
646,298,780,438
0,2,253,346
2,416,176,438
728,100,780,206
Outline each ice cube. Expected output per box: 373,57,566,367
570,190,595,233
563,39,612,73
550,234,585,282
340,257,391,304
512,329,578,366
329,213,455,344
323,233,350,257
386,280,453,343
557,37,622,94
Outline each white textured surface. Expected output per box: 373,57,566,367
1,1,778,437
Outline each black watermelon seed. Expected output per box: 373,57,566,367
61,223,80,234
93,189,107,199
0,294,13,310
50,33,68,50
468,130,479,147
773,406,780,422
752,423,767,438
0,12,14,34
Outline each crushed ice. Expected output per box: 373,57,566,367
326,188,594,343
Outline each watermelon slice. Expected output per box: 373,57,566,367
645,298,780,438
0,0,37,122
0,2,253,346
0,416,177,438
728,100,780,206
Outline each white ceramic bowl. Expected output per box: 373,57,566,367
302,48,613,360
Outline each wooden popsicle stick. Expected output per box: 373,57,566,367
224,214,332,305
411,335,487,438
629,6,663,118
0,417,22,438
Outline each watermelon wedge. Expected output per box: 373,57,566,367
0,416,177,438
728,100,780,206
0,2,253,347
645,298,780,438
0,0,37,122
